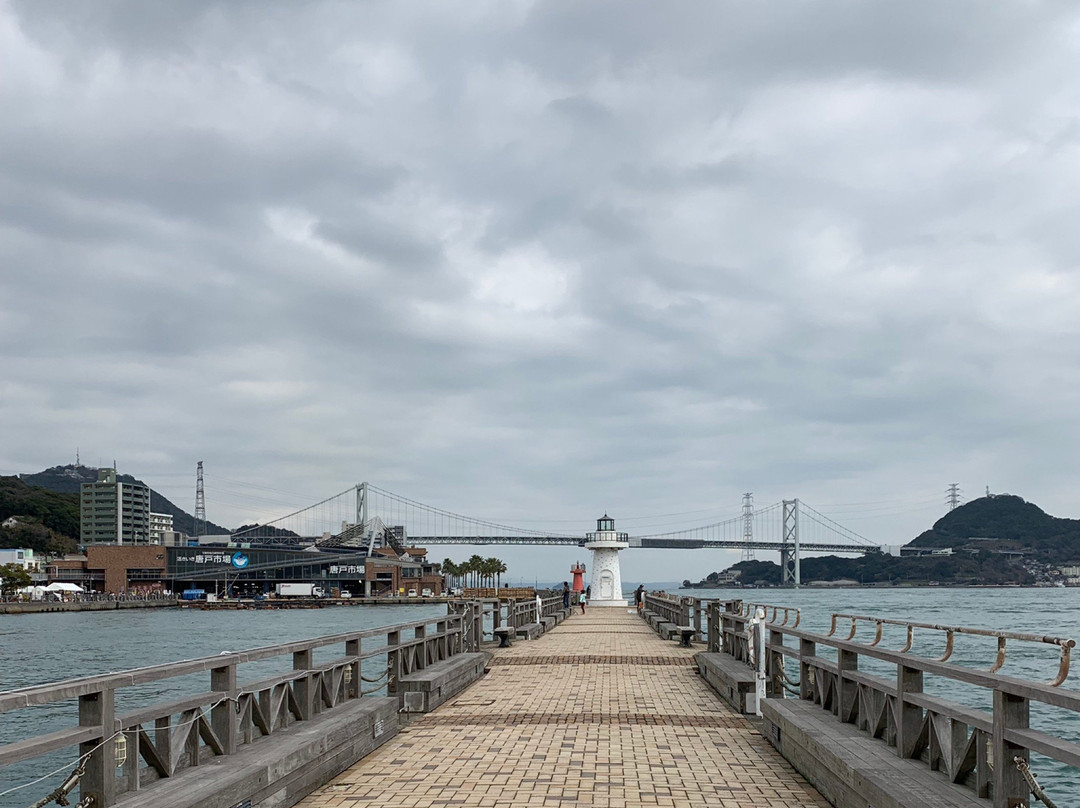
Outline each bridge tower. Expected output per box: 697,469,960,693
584,515,629,606
780,499,800,586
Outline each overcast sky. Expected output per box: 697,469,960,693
4,1,1080,583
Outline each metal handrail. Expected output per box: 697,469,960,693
829,612,1076,686
739,601,801,628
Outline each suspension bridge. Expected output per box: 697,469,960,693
226,484,881,585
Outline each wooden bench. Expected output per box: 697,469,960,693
695,652,758,714
657,622,679,641
676,625,695,647
540,615,557,632
493,626,514,647
111,697,398,808
515,622,543,640
762,698,985,808
398,652,490,714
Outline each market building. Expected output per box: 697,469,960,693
45,543,443,597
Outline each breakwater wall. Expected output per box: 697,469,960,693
0,598,177,615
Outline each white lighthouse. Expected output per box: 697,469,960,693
584,514,629,607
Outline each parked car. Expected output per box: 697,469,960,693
421,588,433,598
407,588,418,597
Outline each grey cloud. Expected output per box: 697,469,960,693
5,1,1080,583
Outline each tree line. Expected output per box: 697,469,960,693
440,555,508,589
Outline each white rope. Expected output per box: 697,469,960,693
1,697,233,802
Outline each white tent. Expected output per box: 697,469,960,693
43,582,84,593
17,585,48,600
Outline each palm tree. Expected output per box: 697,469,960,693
467,554,485,588
441,558,458,590
481,558,497,587
485,557,507,589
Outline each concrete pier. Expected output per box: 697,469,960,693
296,608,827,807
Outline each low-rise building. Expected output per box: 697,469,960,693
47,546,167,594
1060,565,1080,586
47,542,444,596
149,512,174,543
0,547,38,571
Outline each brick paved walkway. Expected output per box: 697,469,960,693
296,608,829,808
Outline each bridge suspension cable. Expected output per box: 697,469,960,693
362,484,580,541
221,480,879,555
636,501,784,541
798,503,877,546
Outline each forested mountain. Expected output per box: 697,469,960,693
908,495,1080,562
696,552,1035,587
0,476,79,553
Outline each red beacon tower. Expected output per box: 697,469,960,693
570,562,586,593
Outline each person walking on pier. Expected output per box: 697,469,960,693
634,584,644,610
562,581,570,610
578,589,586,614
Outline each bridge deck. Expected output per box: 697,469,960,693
296,608,828,807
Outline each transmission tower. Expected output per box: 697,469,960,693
194,461,206,537
741,492,755,561
946,483,961,511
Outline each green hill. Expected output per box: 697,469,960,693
0,476,80,554
908,495,1080,563
703,553,1034,587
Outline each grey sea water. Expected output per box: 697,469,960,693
1,589,1078,806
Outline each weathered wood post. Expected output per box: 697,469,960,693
837,648,858,723
386,629,401,693
707,602,720,652
414,624,427,671
154,715,172,777
211,661,238,755
992,689,1029,808
767,628,784,698
293,649,314,720
79,687,116,807
472,602,483,651
693,598,703,641
799,638,816,701
346,637,361,699
896,664,923,758
436,618,448,662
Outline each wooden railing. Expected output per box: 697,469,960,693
643,592,690,627
642,593,737,646
706,600,1080,808
505,594,564,627
0,613,467,807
